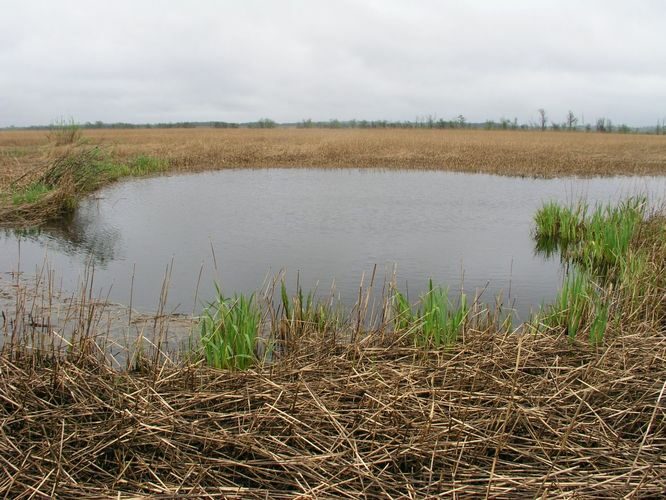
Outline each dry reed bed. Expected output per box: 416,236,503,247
1,326,664,498
2,129,666,188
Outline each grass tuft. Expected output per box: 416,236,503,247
199,285,260,370
278,280,338,351
419,280,468,346
46,118,82,146
391,280,468,347
11,182,52,205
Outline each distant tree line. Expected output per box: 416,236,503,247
296,115,472,129
12,120,241,130
294,112,664,134
3,112,665,134
246,118,277,129
531,109,666,135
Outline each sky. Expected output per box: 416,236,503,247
1,0,665,127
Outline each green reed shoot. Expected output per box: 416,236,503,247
419,280,468,347
199,286,260,370
543,271,590,340
617,250,649,307
589,295,609,345
392,289,415,331
280,280,333,335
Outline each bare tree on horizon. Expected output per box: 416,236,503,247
566,110,578,130
538,109,547,131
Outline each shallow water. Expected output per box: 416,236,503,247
1,169,665,321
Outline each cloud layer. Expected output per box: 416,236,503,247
1,0,665,126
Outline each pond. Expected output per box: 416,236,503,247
1,169,665,321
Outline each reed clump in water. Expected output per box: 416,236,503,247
534,196,646,270
199,286,260,370
533,196,665,345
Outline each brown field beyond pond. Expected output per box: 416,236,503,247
2,128,666,191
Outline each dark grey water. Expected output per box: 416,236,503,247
1,169,664,321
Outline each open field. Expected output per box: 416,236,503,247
2,128,666,188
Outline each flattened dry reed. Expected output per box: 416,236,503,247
1,326,664,498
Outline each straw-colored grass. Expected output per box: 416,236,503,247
1,128,666,190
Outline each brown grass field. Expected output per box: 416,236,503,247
2,128,666,191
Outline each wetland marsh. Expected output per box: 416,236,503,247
1,129,665,497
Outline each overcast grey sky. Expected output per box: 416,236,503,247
1,0,665,127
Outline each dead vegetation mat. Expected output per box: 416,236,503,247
1,328,664,499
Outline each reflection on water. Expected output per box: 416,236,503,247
1,169,664,321
4,209,122,265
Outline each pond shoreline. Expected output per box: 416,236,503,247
2,128,666,227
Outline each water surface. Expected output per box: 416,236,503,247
1,169,664,321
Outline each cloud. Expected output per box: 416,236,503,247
1,0,665,126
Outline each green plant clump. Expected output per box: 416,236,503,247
393,280,468,347
532,197,651,344
420,280,468,346
392,289,415,332
280,281,336,337
540,271,609,343
11,183,52,205
199,286,260,370
534,196,646,273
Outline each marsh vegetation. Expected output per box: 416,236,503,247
2,128,666,195
0,147,167,225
